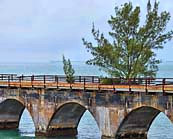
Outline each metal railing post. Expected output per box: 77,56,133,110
44,75,46,88
11,75,13,81
79,76,81,83
128,78,131,93
98,77,100,91
8,75,10,87
98,77,100,84
84,77,86,91
55,76,59,89
19,76,21,88
162,78,166,95
145,78,148,94
92,76,94,83
113,78,115,92
21,74,24,81
31,75,34,88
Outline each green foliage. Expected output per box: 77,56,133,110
62,55,75,83
100,77,141,85
100,77,121,85
83,0,173,79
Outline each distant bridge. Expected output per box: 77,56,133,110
0,74,172,139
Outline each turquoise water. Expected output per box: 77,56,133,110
0,61,172,139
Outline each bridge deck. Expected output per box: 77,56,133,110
0,74,172,93
0,81,172,93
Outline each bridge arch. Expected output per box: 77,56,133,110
47,101,99,136
0,98,35,130
116,106,161,139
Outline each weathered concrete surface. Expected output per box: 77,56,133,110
0,87,172,138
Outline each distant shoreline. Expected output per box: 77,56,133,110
0,60,172,64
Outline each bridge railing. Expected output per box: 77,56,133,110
13,75,101,83
0,74,17,82
0,74,173,85
0,74,173,93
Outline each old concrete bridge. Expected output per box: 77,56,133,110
0,74,173,139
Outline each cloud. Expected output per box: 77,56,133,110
0,0,172,62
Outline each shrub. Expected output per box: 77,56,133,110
62,55,75,83
100,77,121,85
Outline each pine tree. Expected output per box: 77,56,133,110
83,0,173,79
62,55,75,83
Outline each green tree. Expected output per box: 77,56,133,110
83,0,173,79
62,55,75,83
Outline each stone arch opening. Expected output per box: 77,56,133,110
47,102,100,137
116,106,161,139
0,99,35,131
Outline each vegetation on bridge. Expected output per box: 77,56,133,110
83,0,173,79
62,55,75,83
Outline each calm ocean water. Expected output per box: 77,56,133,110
0,61,173,139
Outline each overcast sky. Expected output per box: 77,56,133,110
0,0,172,62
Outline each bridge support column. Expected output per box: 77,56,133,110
95,107,124,139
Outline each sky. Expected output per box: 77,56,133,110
0,0,172,63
